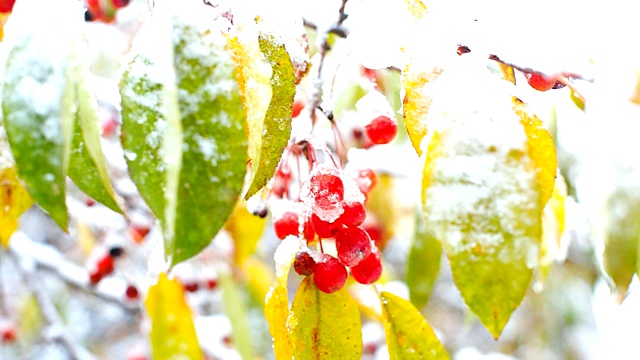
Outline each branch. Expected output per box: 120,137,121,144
7,249,97,360
8,231,140,312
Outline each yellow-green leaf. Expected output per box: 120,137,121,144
1,0,83,231
220,272,254,360
225,201,267,265
513,97,557,208
145,273,203,360
401,62,443,156
421,74,542,338
287,276,363,359
380,291,449,359
0,165,33,247
498,63,516,84
264,236,299,360
406,211,442,309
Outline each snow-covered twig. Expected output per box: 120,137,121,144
8,231,140,312
6,248,97,360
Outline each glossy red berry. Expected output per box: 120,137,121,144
0,0,15,13
274,212,300,240
350,248,382,284
339,202,366,226
365,115,397,145
313,255,347,293
96,255,115,277
335,226,372,267
524,72,557,92
125,284,139,300
291,99,305,118
293,251,317,276
310,213,342,238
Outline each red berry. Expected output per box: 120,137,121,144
365,115,397,145
350,248,382,284
183,282,200,293
291,99,305,118
362,221,384,247
130,225,151,244
335,226,372,267
1,326,16,343
313,255,347,293
89,271,102,285
309,170,344,212
206,279,218,290
125,284,139,300
0,0,15,13
274,211,300,240
524,72,557,92
354,168,377,194
311,213,342,238
293,251,317,276
96,255,115,277
339,202,366,226
112,0,130,9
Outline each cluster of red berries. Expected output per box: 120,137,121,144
84,0,130,23
180,278,219,293
88,246,124,285
272,161,382,293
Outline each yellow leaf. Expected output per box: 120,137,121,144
242,255,274,305
0,166,33,247
513,97,558,208
401,63,443,157
264,236,299,360
380,291,449,359
225,201,266,265
404,0,427,19
145,273,203,360
498,63,516,84
287,277,362,359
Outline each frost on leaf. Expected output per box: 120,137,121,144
380,291,449,360
2,10,78,231
287,276,362,360
120,54,167,222
146,273,203,360
421,84,542,337
170,16,247,265
401,61,443,157
264,235,298,360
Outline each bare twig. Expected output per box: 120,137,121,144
7,249,97,360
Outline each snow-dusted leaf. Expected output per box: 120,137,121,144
421,70,542,338
380,291,449,359
406,211,442,309
120,54,167,222
287,276,362,359
401,62,443,156
220,272,254,360
513,97,557,208
120,9,248,266
0,165,33,247
146,273,203,360
497,63,516,84
67,47,122,214
170,18,247,265
404,0,427,19
264,236,298,360
1,0,83,231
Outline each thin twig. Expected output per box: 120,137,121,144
7,250,97,360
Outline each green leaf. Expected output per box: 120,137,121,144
170,19,247,265
146,273,203,360
380,291,449,360
406,211,442,309
421,97,541,338
287,276,362,360
264,236,299,359
67,44,122,214
220,272,254,360
243,34,295,199
120,13,248,266
120,54,167,222
2,25,75,231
